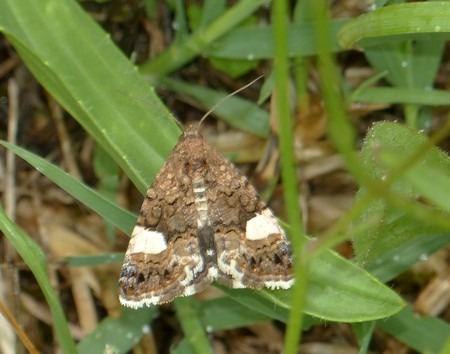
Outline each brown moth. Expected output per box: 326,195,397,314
118,125,294,308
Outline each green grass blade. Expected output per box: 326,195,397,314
272,0,307,352
0,0,181,194
218,287,290,323
338,2,450,49
0,207,77,354
220,247,404,323
94,144,121,243
198,297,271,330
173,340,196,354
366,233,450,282
352,321,375,354
77,307,157,354
351,87,450,106
439,337,450,354
62,253,124,267
206,20,347,59
140,0,268,81
405,39,444,89
200,0,227,28
312,2,364,184
362,39,445,93
0,140,136,234
378,306,450,354
174,298,214,354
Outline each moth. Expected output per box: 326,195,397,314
119,126,294,308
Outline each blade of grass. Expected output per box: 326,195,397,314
439,337,450,354
366,233,450,282
351,87,450,106
307,0,404,274
173,340,196,354
93,144,121,243
0,206,77,354
378,306,450,354
174,297,214,354
0,140,136,234
358,15,445,129
206,20,347,59
220,245,404,323
200,0,227,28
272,0,306,352
218,286,290,323
338,2,450,49
0,0,181,194
140,0,269,82
62,253,124,267
352,321,375,354
198,297,271,331
77,307,157,353
312,2,363,182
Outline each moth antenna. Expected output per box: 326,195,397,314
196,75,264,129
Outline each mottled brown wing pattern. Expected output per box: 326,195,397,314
119,137,212,307
201,145,294,289
119,127,294,308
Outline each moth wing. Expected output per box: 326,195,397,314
205,152,294,290
215,210,294,290
119,154,212,308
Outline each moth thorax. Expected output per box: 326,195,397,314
183,157,207,177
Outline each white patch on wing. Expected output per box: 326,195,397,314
128,226,167,254
246,209,283,240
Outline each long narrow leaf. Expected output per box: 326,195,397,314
221,247,404,323
0,206,77,353
338,2,450,48
77,307,157,353
0,140,136,234
378,306,450,354
0,0,181,194
207,20,346,59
